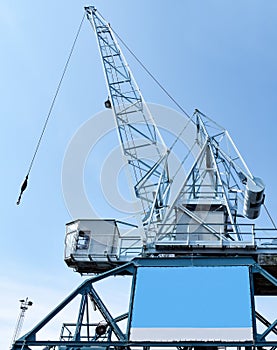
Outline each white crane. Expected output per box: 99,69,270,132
11,6,277,350
64,6,276,275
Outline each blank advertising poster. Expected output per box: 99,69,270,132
129,266,253,341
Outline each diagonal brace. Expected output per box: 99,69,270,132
259,319,277,341
253,264,277,287
89,286,126,341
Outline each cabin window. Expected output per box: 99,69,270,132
76,230,90,250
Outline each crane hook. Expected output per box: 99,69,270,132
16,175,29,205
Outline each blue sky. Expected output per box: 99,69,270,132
1,1,277,348
132,267,252,328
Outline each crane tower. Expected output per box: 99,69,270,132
12,6,277,350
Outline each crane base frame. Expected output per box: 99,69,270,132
12,257,277,350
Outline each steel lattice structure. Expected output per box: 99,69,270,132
11,5,277,350
86,6,170,243
12,258,277,349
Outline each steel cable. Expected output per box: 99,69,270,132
17,14,85,205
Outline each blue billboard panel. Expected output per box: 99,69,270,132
129,266,253,341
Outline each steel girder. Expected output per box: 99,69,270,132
12,257,277,350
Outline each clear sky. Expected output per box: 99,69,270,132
132,267,252,328
1,1,277,349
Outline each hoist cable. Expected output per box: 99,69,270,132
104,19,197,160
107,22,191,119
16,13,85,205
102,19,199,171
264,203,277,229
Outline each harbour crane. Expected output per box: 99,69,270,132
64,7,272,275
11,5,277,350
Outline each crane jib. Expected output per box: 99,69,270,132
85,6,171,241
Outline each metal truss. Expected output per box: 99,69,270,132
85,6,170,243
12,257,277,349
156,109,268,246
62,9,277,275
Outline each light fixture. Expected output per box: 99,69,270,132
95,323,107,336
104,98,112,109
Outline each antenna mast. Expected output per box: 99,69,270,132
10,298,33,349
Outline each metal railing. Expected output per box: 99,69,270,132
65,221,277,265
156,223,277,249
118,235,142,257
